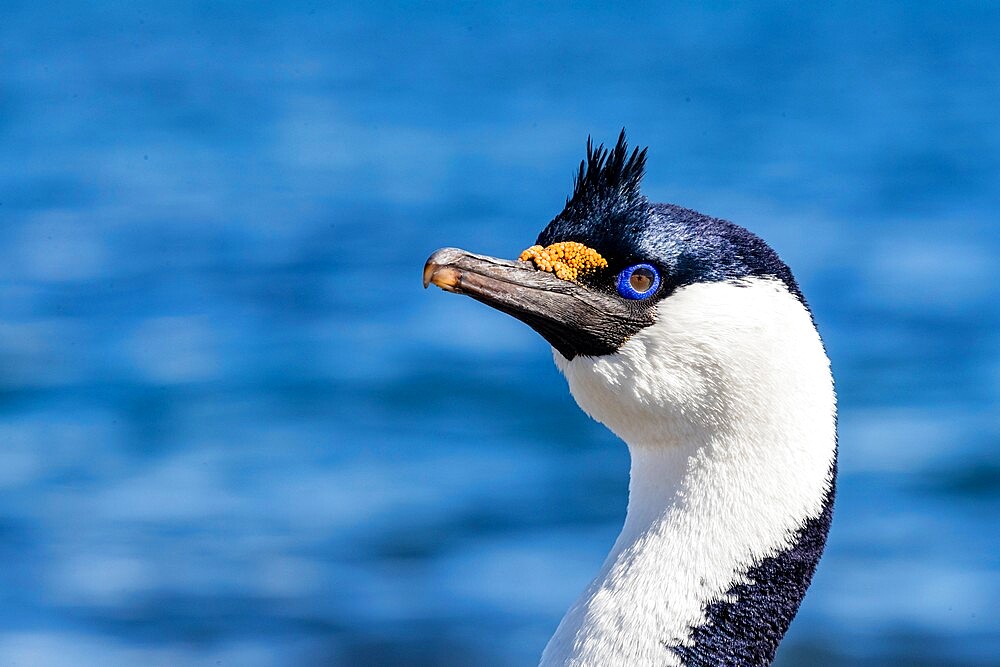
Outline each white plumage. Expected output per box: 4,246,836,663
542,278,836,666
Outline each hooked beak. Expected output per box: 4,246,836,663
423,247,652,360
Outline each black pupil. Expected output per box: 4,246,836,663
630,268,654,293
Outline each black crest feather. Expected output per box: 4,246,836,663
537,130,650,254
566,129,648,212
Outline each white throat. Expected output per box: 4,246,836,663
541,278,836,667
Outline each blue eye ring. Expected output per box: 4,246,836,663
616,263,661,300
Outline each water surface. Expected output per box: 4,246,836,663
1,2,998,665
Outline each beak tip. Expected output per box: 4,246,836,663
423,250,463,292
422,261,435,289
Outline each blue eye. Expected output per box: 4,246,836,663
616,263,661,300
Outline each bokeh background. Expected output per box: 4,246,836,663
2,2,998,665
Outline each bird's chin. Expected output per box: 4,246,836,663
423,247,653,360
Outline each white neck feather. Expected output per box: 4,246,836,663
541,278,836,666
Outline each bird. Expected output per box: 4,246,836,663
422,131,837,667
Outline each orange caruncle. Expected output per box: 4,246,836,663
518,242,608,282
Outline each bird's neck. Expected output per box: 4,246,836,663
543,278,837,666
541,427,835,667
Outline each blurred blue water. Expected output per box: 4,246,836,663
0,1,998,665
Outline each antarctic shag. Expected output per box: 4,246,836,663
423,131,837,667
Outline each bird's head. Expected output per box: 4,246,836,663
425,131,828,449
